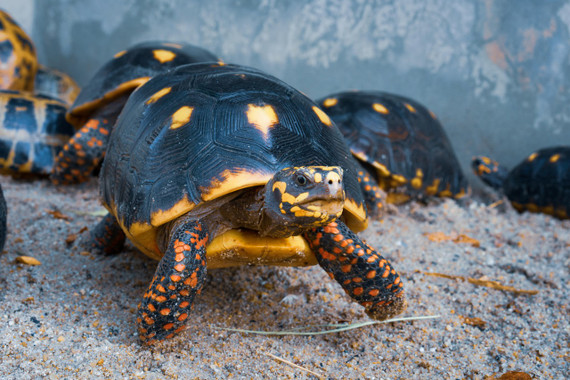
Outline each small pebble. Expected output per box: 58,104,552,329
15,256,41,266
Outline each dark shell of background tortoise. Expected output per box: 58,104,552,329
317,91,469,204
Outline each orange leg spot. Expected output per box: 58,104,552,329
174,264,186,272
144,316,155,325
155,296,167,302
160,308,171,316
156,284,166,293
368,289,380,297
180,301,190,308
163,323,174,330
147,304,156,312
178,313,188,321
341,265,352,273
382,267,391,278
366,270,376,279
170,275,181,282
353,287,363,296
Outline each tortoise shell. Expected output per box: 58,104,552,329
0,90,74,175
66,41,219,127
317,91,469,203
0,10,37,92
473,147,570,219
34,65,80,106
101,63,367,258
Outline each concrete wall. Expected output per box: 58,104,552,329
1,0,569,179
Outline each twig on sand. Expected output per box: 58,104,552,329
421,271,539,295
263,352,324,379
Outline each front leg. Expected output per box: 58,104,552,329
356,167,384,219
137,220,209,344
304,220,406,320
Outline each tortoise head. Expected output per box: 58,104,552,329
471,156,508,190
260,166,345,237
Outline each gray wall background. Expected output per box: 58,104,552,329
1,0,569,182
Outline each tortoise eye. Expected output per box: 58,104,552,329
296,175,307,186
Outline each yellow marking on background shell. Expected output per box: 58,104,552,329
481,156,492,165
312,106,332,126
439,184,453,198
146,87,172,104
404,103,416,113
386,193,411,205
372,103,389,114
66,77,151,127
372,162,391,177
170,106,194,129
114,50,127,58
322,98,338,107
549,154,561,163
527,152,538,162
454,187,469,199
162,43,183,49
153,49,177,63
352,151,369,162
247,104,279,139
411,168,424,189
425,178,441,196
429,110,437,119
391,174,407,186
217,60,225,66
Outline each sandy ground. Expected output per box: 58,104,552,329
0,175,567,379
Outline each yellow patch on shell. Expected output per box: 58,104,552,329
428,110,437,119
410,168,424,189
386,193,411,205
549,154,561,163
481,156,492,165
200,169,272,202
404,103,416,113
312,106,332,126
390,174,407,186
114,50,127,58
376,165,392,179
66,77,151,127
438,184,453,198
527,152,538,162
152,49,177,63
454,187,469,199
342,198,368,232
217,60,226,66
322,98,338,108
425,178,441,196
170,106,194,129
246,104,279,140
146,87,172,105
372,103,389,114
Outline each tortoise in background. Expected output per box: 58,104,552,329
94,63,406,344
472,146,570,219
52,41,220,184
317,91,469,216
